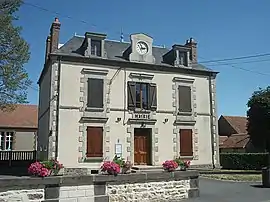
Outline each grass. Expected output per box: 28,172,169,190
201,174,261,182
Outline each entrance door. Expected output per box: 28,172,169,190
134,128,151,165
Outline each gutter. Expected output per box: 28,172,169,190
208,73,216,169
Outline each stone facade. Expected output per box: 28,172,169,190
0,171,199,202
0,189,44,201
108,180,190,201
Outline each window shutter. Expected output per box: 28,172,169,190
127,81,136,110
178,86,192,112
180,129,193,156
87,78,104,108
148,83,157,111
86,127,103,157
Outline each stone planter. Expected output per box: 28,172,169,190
262,167,270,188
121,167,131,174
49,169,63,176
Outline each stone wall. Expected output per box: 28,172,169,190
0,170,199,202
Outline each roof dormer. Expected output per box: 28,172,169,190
163,44,191,67
83,32,107,57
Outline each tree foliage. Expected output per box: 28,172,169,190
0,0,31,111
247,86,270,152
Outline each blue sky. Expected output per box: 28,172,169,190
17,0,270,116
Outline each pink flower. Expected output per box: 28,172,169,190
162,160,178,171
101,161,121,175
39,167,50,177
184,160,191,168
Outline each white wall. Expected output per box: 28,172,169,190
37,66,52,152
57,62,213,167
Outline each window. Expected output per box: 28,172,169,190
87,78,104,108
86,127,103,158
178,85,192,113
180,129,193,156
127,81,157,111
0,132,14,150
136,83,148,109
91,40,101,56
179,52,188,66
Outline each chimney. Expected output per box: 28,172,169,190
50,18,61,53
185,38,197,64
44,35,51,63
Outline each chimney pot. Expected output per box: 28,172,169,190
54,18,60,23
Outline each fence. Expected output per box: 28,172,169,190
0,150,42,176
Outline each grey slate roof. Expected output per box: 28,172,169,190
54,36,213,72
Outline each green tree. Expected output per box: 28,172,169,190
0,0,31,111
247,86,270,152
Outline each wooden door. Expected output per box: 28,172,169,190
134,129,151,165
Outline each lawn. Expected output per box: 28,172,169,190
201,174,261,182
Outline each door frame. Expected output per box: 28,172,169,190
127,121,157,166
134,128,152,165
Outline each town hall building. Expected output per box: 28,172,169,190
37,18,220,170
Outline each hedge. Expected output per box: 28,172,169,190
220,153,269,170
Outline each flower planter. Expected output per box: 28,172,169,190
180,167,187,171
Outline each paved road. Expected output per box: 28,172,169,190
184,177,270,202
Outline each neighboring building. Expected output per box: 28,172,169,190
0,104,38,151
218,115,260,153
218,115,247,137
219,133,250,153
37,18,220,169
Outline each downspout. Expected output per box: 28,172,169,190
208,73,215,169
55,56,61,160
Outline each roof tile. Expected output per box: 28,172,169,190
0,104,37,129
222,116,248,134
219,133,250,149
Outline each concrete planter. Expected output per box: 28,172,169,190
262,167,270,188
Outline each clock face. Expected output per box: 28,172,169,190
136,41,148,55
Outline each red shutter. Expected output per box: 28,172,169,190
180,129,193,156
86,127,103,157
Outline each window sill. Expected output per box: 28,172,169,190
180,156,194,160
84,157,103,163
178,111,193,116
134,109,151,113
85,107,104,112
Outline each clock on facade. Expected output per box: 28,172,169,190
136,41,149,55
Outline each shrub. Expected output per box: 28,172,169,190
220,153,269,170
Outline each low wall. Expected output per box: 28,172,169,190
0,170,199,202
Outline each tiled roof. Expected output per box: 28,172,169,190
54,36,214,72
219,133,250,149
0,104,38,129
222,116,248,134
219,136,228,145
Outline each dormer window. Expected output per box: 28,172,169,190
162,44,190,67
83,32,107,58
91,40,101,57
179,52,188,66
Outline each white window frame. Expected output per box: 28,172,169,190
0,131,14,151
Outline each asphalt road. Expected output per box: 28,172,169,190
184,177,270,202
